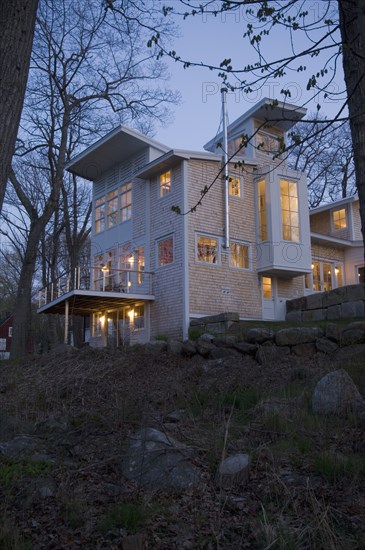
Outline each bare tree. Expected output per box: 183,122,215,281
159,1,365,254
8,0,178,358
288,117,356,207
0,0,39,214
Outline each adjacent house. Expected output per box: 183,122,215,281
37,98,364,347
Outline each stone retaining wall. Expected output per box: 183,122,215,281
285,284,365,322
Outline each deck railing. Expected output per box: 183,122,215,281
38,266,154,308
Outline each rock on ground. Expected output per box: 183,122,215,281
312,369,364,418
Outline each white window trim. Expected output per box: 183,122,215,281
195,233,221,266
228,174,243,199
304,259,345,293
229,240,251,270
331,206,347,232
156,234,174,268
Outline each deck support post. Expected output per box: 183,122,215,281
64,299,69,345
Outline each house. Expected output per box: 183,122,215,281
0,314,13,359
37,98,364,347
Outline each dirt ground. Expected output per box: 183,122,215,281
0,344,364,549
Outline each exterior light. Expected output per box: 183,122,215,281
101,264,108,272
311,263,314,269
128,254,134,266
128,281,132,287
100,315,106,326
335,268,339,275
128,309,135,321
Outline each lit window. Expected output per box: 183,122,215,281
95,196,105,233
358,266,365,283
332,208,347,230
262,277,272,299
230,242,249,269
258,180,267,241
160,170,171,197
135,246,145,284
8,327,13,338
229,176,241,197
120,183,132,222
107,189,118,227
280,179,300,242
323,263,333,292
197,236,218,264
158,237,173,266
134,304,145,330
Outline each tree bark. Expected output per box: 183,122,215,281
0,0,39,213
339,0,365,262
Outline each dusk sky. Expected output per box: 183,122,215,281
155,2,345,151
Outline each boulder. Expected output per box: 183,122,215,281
275,327,323,346
312,369,364,418
315,337,339,354
246,328,274,344
181,340,197,357
146,340,167,352
0,436,37,458
196,340,216,358
233,342,258,356
122,428,200,490
325,323,341,342
340,328,365,347
215,454,250,488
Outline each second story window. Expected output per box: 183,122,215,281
107,190,118,227
256,130,282,156
120,182,132,222
280,179,300,242
160,170,171,197
158,236,174,266
258,180,268,241
95,196,105,233
229,176,241,197
332,208,347,230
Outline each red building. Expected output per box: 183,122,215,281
0,314,13,359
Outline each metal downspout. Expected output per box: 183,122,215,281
221,87,230,249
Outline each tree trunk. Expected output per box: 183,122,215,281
0,0,39,213
339,0,365,262
10,219,42,359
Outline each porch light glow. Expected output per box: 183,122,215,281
311,263,314,269
128,254,134,266
128,309,135,321
128,281,132,287
101,264,108,272
100,315,106,326
335,268,339,275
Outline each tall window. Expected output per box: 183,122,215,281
95,197,105,233
229,176,241,197
120,183,132,222
280,179,299,242
134,304,145,330
230,242,249,269
158,237,173,266
135,246,145,284
107,189,118,227
160,170,171,197
258,180,267,241
197,236,218,264
332,208,347,230
256,131,281,155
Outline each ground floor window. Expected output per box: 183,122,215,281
132,304,145,330
357,266,365,284
305,260,344,292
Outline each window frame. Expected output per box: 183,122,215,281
305,259,345,293
229,240,250,270
120,182,132,223
331,207,347,231
107,189,119,228
157,235,174,267
196,234,220,265
280,179,300,243
228,175,242,198
258,179,268,241
133,304,145,331
95,196,106,234
159,170,171,198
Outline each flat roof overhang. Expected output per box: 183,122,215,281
37,290,155,316
310,232,357,249
65,126,169,180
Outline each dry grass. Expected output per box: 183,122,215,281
0,345,364,548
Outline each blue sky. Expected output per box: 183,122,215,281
155,2,345,151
